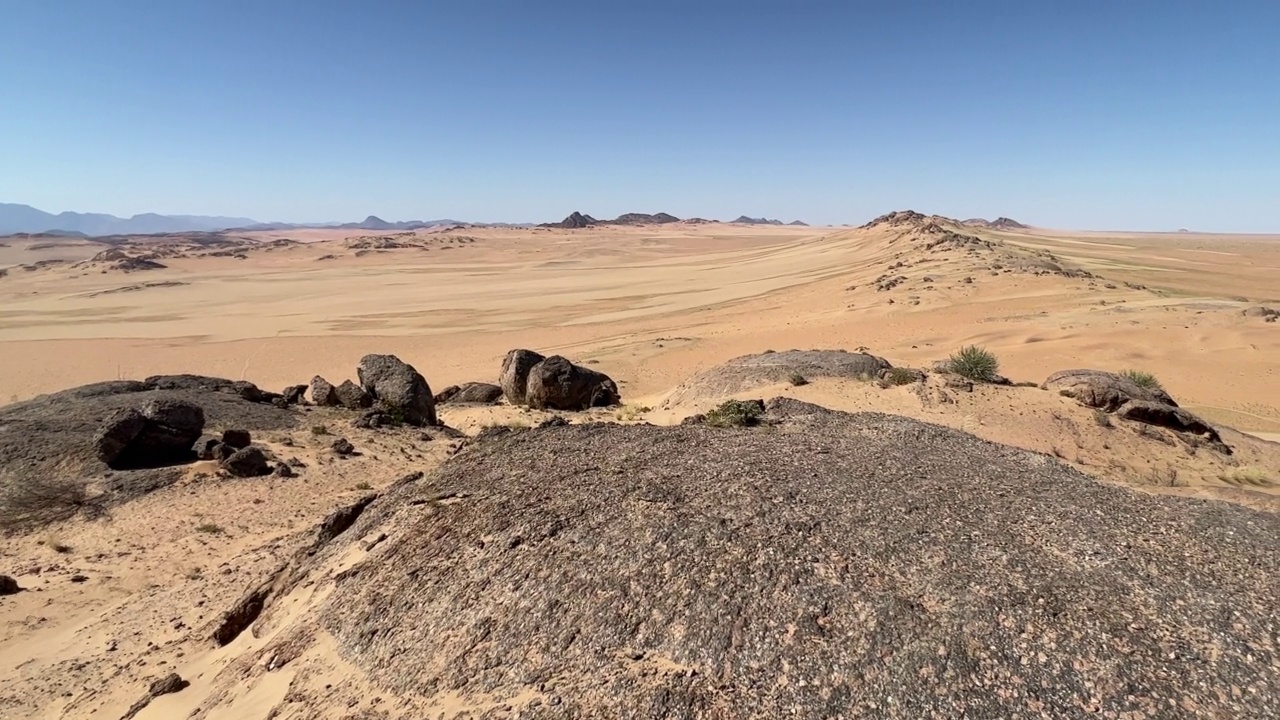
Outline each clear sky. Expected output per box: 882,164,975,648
1,1,1276,230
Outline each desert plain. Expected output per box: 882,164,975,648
1,212,1279,718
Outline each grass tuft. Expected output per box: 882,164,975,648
195,522,224,535
946,345,1000,383
1120,369,1164,392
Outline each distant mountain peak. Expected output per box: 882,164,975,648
732,216,785,225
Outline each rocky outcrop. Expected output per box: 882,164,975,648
1043,369,1175,411
282,406,1280,717
334,380,373,410
310,376,338,406
93,399,206,469
540,211,598,229
434,382,504,405
1242,306,1277,319
1116,400,1224,446
525,355,621,410
356,354,437,426
499,349,546,406
664,349,893,407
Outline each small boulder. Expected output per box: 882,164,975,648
525,355,621,411
356,354,436,425
274,463,296,478
332,438,356,456
282,385,308,405
500,349,546,406
0,575,19,595
1043,369,1175,411
212,443,237,462
192,435,222,460
148,673,188,697
435,382,504,405
220,429,251,449
310,376,339,406
221,446,271,477
334,380,373,410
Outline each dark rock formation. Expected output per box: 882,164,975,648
356,354,437,426
540,211,598,229
664,349,892,407
0,574,19,595
334,380,373,410
525,355,621,410
94,400,206,470
282,384,308,405
220,429,251,449
192,435,221,460
1043,369,1176,411
434,382,504,405
499,349,546,406
310,376,338,406
221,446,270,477
277,405,1280,717
1116,400,1225,446
611,212,681,225
331,438,356,456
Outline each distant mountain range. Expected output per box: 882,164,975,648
540,211,809,229
0,203,258,236
1,202,820,237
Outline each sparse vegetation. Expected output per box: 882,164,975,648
45,534,73,553
354,482,373,491
1220,468,1275,488
787,372,809,387
615,404,653,422
195,522,224,535
310,424,330,436
946,345,1000,383
885,368,921,386
704,399,765,428
0,475,96,532
1120,369,1164,392
1093,409,1113,428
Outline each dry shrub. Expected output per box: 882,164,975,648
0,474,98,532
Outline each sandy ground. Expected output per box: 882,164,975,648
2,217,1279,718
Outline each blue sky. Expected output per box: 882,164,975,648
1,1,1276,230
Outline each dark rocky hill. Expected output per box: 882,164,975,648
540,211,599,229
242,399,1279,717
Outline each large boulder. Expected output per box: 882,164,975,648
499,349,546,406
0,575,19,595
94,400,206,469
356,354,437,426
525,355,621,411
310,376,339,406
434,382,504,405
334,380,373,410
1043,369,1175,411
1116,400,1225,447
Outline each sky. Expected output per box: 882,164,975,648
1,1,1277,231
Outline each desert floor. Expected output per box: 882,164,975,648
2,219,1277,437
1,216,1279,718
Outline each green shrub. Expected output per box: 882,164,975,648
310,424,330,436
947,345,1000,383
704,400,765,428
1120,369,1163,392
